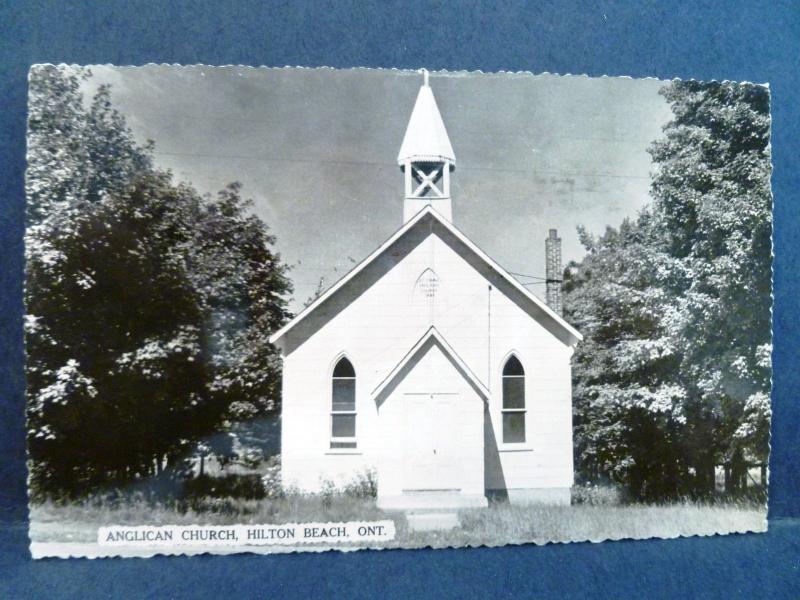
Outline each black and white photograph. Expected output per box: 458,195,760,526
25,65,772,558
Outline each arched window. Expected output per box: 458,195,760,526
331,357,356,449
413,268,441,308
502,355,526,444
415,269,440,299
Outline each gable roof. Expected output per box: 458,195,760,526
371,326,489,400
269,206,583,347
397,83,456,166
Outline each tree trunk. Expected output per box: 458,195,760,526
729,449,747,494
692,458,715,496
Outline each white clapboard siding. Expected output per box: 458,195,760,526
279,223,574,505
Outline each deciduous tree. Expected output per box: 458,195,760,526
566,80,771,500
26,66,292,497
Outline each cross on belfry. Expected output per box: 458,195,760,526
413,166,444,197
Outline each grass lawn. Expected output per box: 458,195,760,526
405,501,766,549
29,496,767,551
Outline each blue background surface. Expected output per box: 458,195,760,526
1,1,798,597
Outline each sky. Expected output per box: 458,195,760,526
82,66,674,311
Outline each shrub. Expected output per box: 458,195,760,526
183,474,266,500
260,455,283,499
315,469,378,506
320,478,336,508
571,483,624,506
342,468,378,499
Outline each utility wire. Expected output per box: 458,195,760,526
521,280,562,286
507,270,548,281
152,150,651,180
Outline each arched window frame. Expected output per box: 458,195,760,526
501,354,526,444
331,356,357,449
412,268,441,303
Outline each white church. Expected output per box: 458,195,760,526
269,73,582,510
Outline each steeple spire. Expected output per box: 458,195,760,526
398,70,456,223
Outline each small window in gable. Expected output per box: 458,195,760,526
502,355,526,444
331,357,356,449
413,268,443,311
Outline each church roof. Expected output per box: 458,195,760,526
371,326,490,401
269,206,583,348
396,79,456,166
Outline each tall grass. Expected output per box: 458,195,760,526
402,499,766,549
29,494,766,548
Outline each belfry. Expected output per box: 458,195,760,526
397,70,456,223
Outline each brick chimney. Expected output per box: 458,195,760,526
545,229,563,315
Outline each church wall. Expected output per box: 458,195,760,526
279,224,574,500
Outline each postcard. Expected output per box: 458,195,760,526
25,65,771,558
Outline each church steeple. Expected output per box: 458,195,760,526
397,70,456,223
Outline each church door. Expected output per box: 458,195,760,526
402,392,461,491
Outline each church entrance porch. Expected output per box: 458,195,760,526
374,336,487,511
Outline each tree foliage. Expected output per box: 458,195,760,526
26,66,292,497
565,80,772,501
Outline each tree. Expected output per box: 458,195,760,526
26,66,292,498
565,80,772,500
648,80,772,491
564,219,690,501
